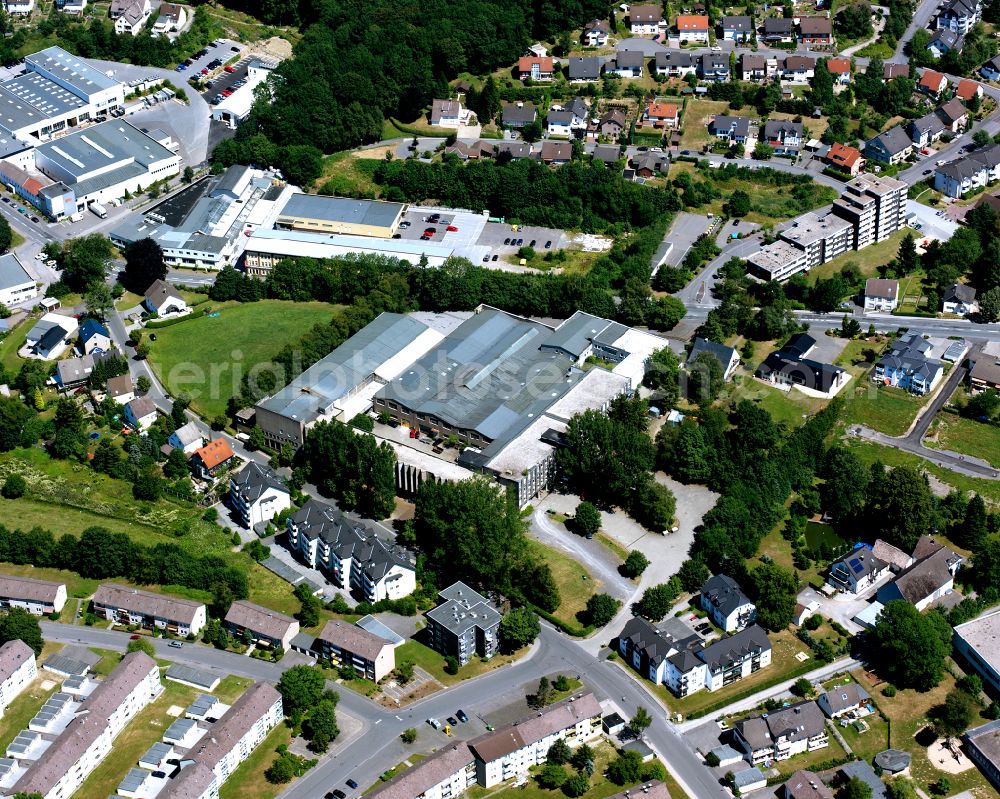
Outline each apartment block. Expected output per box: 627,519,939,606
316,619,395,682
8,651,162,799
832,173,907,250
0,640,36,717
223,601,299,651
425,582,502,666
0,575,67,616
780,212,853,269
365,742,477,799
92,583,207,637
734,701,829,765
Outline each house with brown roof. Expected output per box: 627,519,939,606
864,278,899,311
677,14,710,42
0,640,36,716
124,396,157,431
518,56,555,81
144,278,189,317
93,583,207,636
106,374,135,405
884,63,909,80
872,539,914,572
734,701,829,764
877,536,963,611
600,109,627,139
798,16,833,44
430,99,462,128
957,78,984,102
367,743,478,799
317,619,395,681
628,4,666,35
826,143,865,175
469,693,602,786
191,437,236,479
583,19,611,46
817,682,870,718
540,141,573,165
224,601,299,651
740,54,774,81
971,351,1000,394
0,574,67,615
827,58,851,83
783,770,835,799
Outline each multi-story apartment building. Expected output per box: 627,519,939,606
700,574,756,632
937,0,981,35
935,145,1000,198
316,619,395,681
734,702,829,764
425,582,502,666
92,584,207,637
8,651,162,799
0,640,36,716
229,462,290,530
286,499,416,602
366,743,478,799
832,173,907,250
779,212,853,270
223,601,299,651
157,682,283,799
0,575,67,616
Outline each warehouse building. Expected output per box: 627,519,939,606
274,194,406,238
211,59,279,130
954,608,1000,694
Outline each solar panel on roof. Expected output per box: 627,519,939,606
850,558,864,573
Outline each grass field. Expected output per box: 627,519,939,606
841,382,929,436
530,540,598,628
0,677,59,754
805,229,911,284
319,151,383,196
726,372,830,428
679,100,732,151
146,300,341,420
220,723,294,799
0,315,32,373
925,412,1000,467
394,637,525,686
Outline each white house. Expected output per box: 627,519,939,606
0,640,37,716
0,575,67,615
168,421,203,454
583,19,611,46
0,253,37,308
688,338,740,381
124,396,158,431
943,283,978,315
629,4,666,35
700,574,756,632
430,99,462,128
92,583,207,636
864,278,899,311
734,702,829,764
152,2,187,35
546,98,588,137
107,374,136,405
144,279,190,317
78,319,112,355
2,0,34,14
935,145,1000,198
817,683,870,719
827,545,889,595
677,14,711,43
224,601,298,650
112,0,152,35
23,313,79,361
229,462,290,529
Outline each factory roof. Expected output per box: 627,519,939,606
277,194,404,228
35,120,176,181
25,46,121,94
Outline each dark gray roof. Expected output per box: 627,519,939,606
910,110,946,138
876,332,943,381
869,125,912,156
569,57,604,79
502,102,537,125
688,337,737,374
945,283,977,302
710,115,752,136
821,682,870,715
764,119,804,140
874,749,911,773
830,544,887,583
700,54,729,72
938,144,1000,181
656,51,694,68
277,194,404,228
230,462,287,504
700,574,751,617
611,50,645,69
764,17,794,33
764,700,827,742
928,28,961,50
838,761,888,799
593,144,622,164
620,616,699,667
698,625,770,672
722,15,752,30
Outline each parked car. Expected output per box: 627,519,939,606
231,45,241,52
544,240,551,248
447,717,458,727
327,792,346,799
399,220,410,228
130,634,140,640
224,65,236,73
30,216,38,223
427,718,441,729
491,254,498,261
420,234,430,240
503,237,510,245
168,641,183,648
346,780,359,790
456,709,469,723
483,254,490,262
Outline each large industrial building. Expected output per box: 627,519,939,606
109,166,294,269
275,194,406,238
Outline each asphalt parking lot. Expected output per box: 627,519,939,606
175,39,245,81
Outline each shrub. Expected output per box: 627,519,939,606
1,474,26,499
883,685,897,698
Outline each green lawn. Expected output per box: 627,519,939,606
529,540,598,629
772,734,850,778
925,412,1000,468
678,100,733,151
805,229,911,284
146,300,341,420
318,151,383,196
394,638,526,687
219,723,293,799
0,314,32,373
841,382,929,436
0,678,58,754
726,372,830,428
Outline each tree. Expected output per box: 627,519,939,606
866,465,935,552
835,3,873,37
634,580,681,620
632,480,677,532
276,665,326,720
401,727,417,743
123,238,168,293
980,286,1000,322
959,493,989,549
725,190,751,217
537,763,567,789
821,447,870,524
303,699,339,752
644,346,680,404
686,351,725,406
182,166,195,183
677,559,709,593
607,750,644,785
753,142,774,160
247,426,266,451
395,659,415,684
751,563,798,631
547,739,572,765
839,776,873,799
499,607,540,651
295,583,321,629
163,447,190,479
631,705,652,736
529,676,552,708
0,396,32,452
571,744,595,774
791,677,814,697
0,608,43,656
974,128,993,148
623,550,650,579
265,755,296,784
84,283,115,321
0,216,11,252
868,600,949,690
137,374,152,393
585,593,620,626
126,637,155,657
1,474,26,499
564,773,589,797
898,232,918,274
932,687,977,737
574,501,601,538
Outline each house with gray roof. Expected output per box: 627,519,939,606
783,770,834,799
699,53,730,81
229,461,289,529
877,536,962,611
733,766,767,793
865,125,913,164
965,719,1000,790
0,252,37,308
54,354,94,391
699,574,755,631
818,682,870,718
688,338,740,381
935,144,1000,197
709,115,753,143
722,15,753,41
734,700,829,764
837,761,888,799
763,119,804,154
426,582,501,666
943,282,978,315
92,583,206,636
606,50,645,78
828,544,889,594
501,102,537,128
224,600,299,651
655,51,695,77
763,16,794,41
874,332,944,394
568,56,604,82
316,619,395,681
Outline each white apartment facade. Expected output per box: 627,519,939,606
92,584,207,636
0,576,66,616
0,640,37,716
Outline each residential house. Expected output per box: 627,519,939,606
874,332,944,394
7,652,163,799
798,17,833,45
316,619,395,681
229,462,290,529
426,582,502,665
600,109,627,139
722,15,753,41
2,0,33,13
935,144,1000,197
518,56,554,82
540,141,573,165
877,536,963,611
734,701,829,764
755,331,849,397
970,352,1000,394
606,50,645,78
191,438,236,479
152,2,188,35
688,337,740,380
628,4,666,35
818,683,871,719
547,98,589,137
700,574,756,632
0,575,67,615
287,498,416,602
763,119,804,155
826,142,865,175
780,55,816,83
25,313,78,360
592,143,623,165
583,19,611,46
783,770,835,799
568,56,603,82
828,545,889,594
78,318,111,355
909,110,948,147
954,609,1000,694
55,354,95,391
927,28,963,58
632,154,670,177
937,0,981,35
112,0,152,35
0,640,37,716
699,53,730,82
965,719,1000,792
938,97,969,132
677,14,710,43
92,583,207,635
709,115,753,143
884,63,910,80
872,539,915,572
836,762,889,799
430,99,462,128
167,421,203,454
502,102,537,129
943,283,978,315
643,101,679,129
982,55,1000,81
762,17,795,43
144,279,189,317
224,601,299,650
919,69,949,99
0,253,36,308
827,58,851,83
656,51,696,78
468,694,602,787
864,278,899,311
618,616,700,685
106,374,135,405
740,54,774,81
124,396,157,431
366,743,478,799
957,78,984,102
864,125,913,164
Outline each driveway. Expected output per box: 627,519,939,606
715,219,760,249
804,330,849,365
656,212,711,270
796,584,884,634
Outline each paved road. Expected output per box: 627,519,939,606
167,269,218,287
910,362,968,443
890,0,942,61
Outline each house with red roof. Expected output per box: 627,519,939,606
676,14,710,42
191,438,236,479
826,143,865,176
956,78,984,103
826,58,851,84
517,56,554,81
919,69,949,98
643,101,679,128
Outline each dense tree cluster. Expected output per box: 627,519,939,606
834,3,874,39
867,600,951,690
694,259,801,344
0,523,248,601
